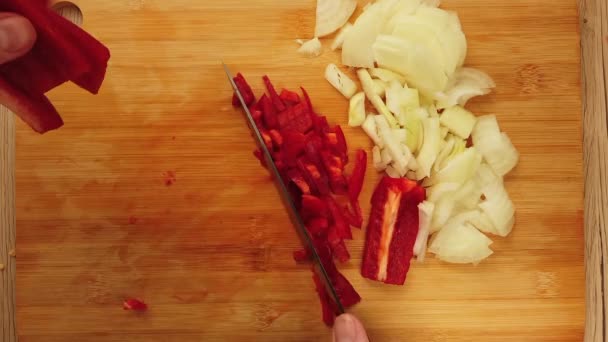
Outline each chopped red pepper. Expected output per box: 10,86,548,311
293,248,311,262
280,88,301,105
348,149,368,203
259,94,277,129
301,87,314,114
232,73,256,107
301,195,329,220
278,102,313,133
123,298,148,311
361,177,424,285
230,75,364,325
307,217,329,235
0,0,110,133
263,75,286,112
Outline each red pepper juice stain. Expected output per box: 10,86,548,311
163,171,176,186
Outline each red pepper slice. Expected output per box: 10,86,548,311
268,129,283,148
301,195,329,220
341,200,363,229
334,125,348,156
348,149,368,203
312,271,337,326
262,75,286,112
232,73,256,107
361,177,423,285
0,0,110,133
307,217,329,235
301,87,314,114
287,169,311,195
259,94,277,129
326,196,351,240
297,158,330,196
320,150,348,194
279,88,301,105
314,116,331,135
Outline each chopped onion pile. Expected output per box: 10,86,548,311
322,0,520,265
315,0,358,38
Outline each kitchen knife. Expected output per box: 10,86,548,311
222,63,345,314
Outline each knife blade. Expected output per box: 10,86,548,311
222,63,345,314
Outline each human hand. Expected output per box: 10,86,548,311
333,314,369,342
0,13,36,64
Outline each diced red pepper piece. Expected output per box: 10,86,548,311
332,271,362,307
348,149,368,203
307,217,329,235
250,109,264,128
253,149,266,168
279,88,301,105
278,102,313,133
326,196,351,240
123,298,148,311
297,158,330,196
263,75,286,112
0,0,111,133
232,73,256,107
281,130,307,167
329,234,351,263
301,195,329,220
320,150,348,194
301,87,314,114
260,130,273,151
269,129,283,148
287,169,311,195
314,116,331,135
361,177,424,285
259,94,278,129
293,248,311,262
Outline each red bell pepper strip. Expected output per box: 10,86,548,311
320,150,348,194
361,177,423,285
326,196,351,240
300,87,314,114
262,75,286,112
287,169,311,195
301,195,329,220
307,217,329,235
385,185,425,285
348,149,367,203
297,158,330,196
259,94,277,129
312,271,337,326
231,73,256,107
0,0,111,133
341,200,363,229
279,88,301,105
334,126,348,156
268,129,283,148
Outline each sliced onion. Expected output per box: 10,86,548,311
386,165,401,178
415,117,441,178
331,23,354,50
376,114,411,175
414,201,435,261
369,67,407,84
358,69,398,127
372,145,386,171
297,37,322,57
429,223,493,264
373,79,388,98
362,114,384,147
427,147,481,186
348,92,366,127
431,197,455,232
472,115,519,176
427,182,460,203
342,3,383,67
479,180,515,237
325,63,358,99
439,105,476,139
315,0,357,37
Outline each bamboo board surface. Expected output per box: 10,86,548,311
1,0,589,341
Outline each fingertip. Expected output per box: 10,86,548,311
0,13,36,64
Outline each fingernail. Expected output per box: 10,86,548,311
0,16,32,52
333,314,356,342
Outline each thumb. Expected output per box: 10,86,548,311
0,13,36,65
333,314,369,342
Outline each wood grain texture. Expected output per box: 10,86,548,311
580,0,608,340
1,0,588,341
0,108,17,342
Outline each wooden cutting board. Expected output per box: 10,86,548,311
12,0,584,340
